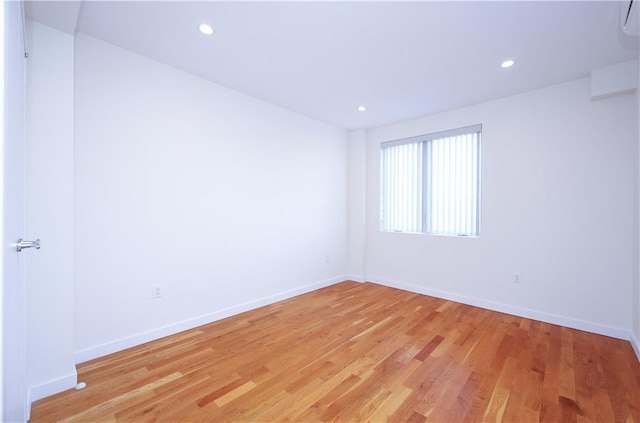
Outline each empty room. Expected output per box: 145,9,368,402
2,0,640,422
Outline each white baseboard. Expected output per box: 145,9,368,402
346,274,366,283
369,277,630,341
74,276,346,364
632,331,640,362
28,370,77,405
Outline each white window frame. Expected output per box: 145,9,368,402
380,124,482,237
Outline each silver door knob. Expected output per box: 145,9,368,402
17,239,40,252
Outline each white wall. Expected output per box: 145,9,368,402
589,59,639,353
363,77,637,337
25,20,77,402
347,129,366,281
634,86,640,356
74,34,347,360
1,3,5,417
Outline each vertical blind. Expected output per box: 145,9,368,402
381,125,481,237
380,141,423,233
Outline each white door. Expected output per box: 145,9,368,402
2,1,29,422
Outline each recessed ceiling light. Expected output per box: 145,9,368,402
358,106,367,112
500,59,515,69
199,24,214,36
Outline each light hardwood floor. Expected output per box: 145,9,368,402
31,281,640,422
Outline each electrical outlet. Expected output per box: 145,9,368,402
325,255,330,264
513,273,521,284
152,284,163,298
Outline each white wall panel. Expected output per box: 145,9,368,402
74,34,347,356
365,78,636,336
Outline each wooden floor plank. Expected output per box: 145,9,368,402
30,281,640,422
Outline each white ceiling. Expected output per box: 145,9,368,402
25,1,640,130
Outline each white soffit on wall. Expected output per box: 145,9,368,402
591,59,640,100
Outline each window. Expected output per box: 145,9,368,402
380,125,481,237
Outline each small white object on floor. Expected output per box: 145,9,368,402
75,382,87,390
